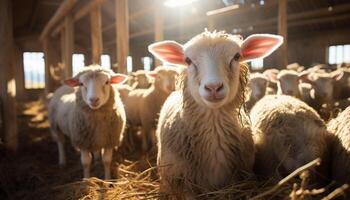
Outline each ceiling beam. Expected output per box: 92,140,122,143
39,0,77,41
51,0,104,37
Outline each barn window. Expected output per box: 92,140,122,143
72,54,85,76
250,58,264,70
23,52,45,89
127,56,133,73
142,56,153,71
328,45,350,64
101,54,111,69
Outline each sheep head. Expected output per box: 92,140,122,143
148,31,283,109
147,66,179,94
63,65,128,110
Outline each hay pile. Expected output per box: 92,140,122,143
27,158,348,200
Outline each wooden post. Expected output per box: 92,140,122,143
278,0,288,68
13,45,25,101
63,16,74,78
0,0,18,151
43,38,61,93
154,0,163,68
90,5,103,65
116,0,129,74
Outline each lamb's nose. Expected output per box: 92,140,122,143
89,97,100,104
204,83,224,94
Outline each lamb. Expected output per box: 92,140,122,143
123,66,179,151
48,65,127,179
333,68,350,100
148,31,283,197
132,70,152,89
275,69,302,98
299,70,343,113
246,72,269,110
263,68,279,94
250,95,329,183
327,106,350,195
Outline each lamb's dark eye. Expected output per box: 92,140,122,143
105,80,109,85
185,57,192,65
233,53,241,61
79,82,84,87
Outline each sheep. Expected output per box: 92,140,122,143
246,72,269,110
250,95,329,184
123,66,179,152
299,70,343,113
328,106,350,195
275,69,302,98
48,65,128,179
263,68,279,93
333,68,350,100
132,70,152,89
148,30,283,197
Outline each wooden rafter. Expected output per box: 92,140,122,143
51,0,104,37
39,0,77,41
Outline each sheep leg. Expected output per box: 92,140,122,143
102,148,113,179
51,130,66,166
141,127,149,152
80,150,92,178
93,150,101,162
57,142,66,166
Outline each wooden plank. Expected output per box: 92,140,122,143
63,16,74,78
51,0,104,37
43,38,62,93
90,5,103,65
116,0,129,74
154,0,163,67
206,4,240,17
0,0,17,151
277,0,288,68
39,0,77,41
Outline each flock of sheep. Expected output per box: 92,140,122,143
47,30,350,199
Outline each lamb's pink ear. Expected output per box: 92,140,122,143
148,41,186,66
63,78,79,87
110,74,128,84
146,71,157,79
241,34,283,63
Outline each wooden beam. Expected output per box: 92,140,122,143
277,0,288,68
43,38,61,93
90,5,103,65
51,0,104,37
154,0,163,67
0,0,17,151
101,5,155,34
62,16,74,78
206,4,240,17
116,0,129,74
29,0,40,31
39,0,77,41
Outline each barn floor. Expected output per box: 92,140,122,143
0,99,347,200
0,99,157,200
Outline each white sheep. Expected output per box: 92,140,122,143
333,68,350,100
48,65,128,179
275,69,302,98
250,95,329,183
299,70,343,111
123,66,179,152
149,30,283,197
246,72,269,110
328,106,350,194
132,70,152,89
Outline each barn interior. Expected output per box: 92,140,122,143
1,0,350,199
